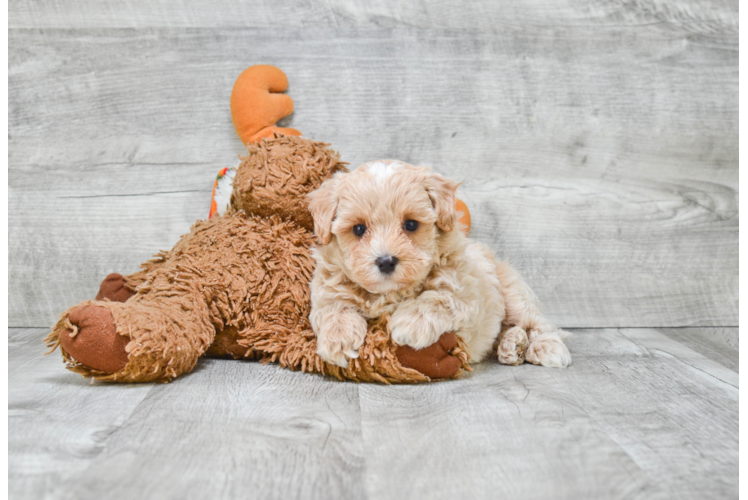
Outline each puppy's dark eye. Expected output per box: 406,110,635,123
403,220,419,232
353,224,367,237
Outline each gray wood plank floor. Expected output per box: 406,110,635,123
9,327,737,500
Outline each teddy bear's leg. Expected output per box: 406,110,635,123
48,211,319,382
45,222,203,381
94,244,174,303
48,274,219,382
95,273,135,302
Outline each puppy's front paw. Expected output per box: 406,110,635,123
525,332,572,368
497,326,528,365
315,314,367,368
390,302,449,350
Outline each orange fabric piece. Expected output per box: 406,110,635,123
230,65,302,145
455,198,471,235
209,179,218,218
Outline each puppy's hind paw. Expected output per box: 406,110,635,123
497,326,528,366
526,332,572,368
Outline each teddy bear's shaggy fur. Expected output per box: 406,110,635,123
45,135,469,383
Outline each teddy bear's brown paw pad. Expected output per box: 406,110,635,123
395,332,462,379
95,273,135,302
59,305,129,373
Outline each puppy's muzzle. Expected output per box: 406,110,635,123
375,255,399,275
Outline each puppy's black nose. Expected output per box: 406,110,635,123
375,255,399,275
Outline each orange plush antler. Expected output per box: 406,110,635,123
230,65,302,145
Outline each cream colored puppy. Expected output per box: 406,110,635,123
307,160,571,370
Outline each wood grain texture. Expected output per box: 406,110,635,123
358,327,738,500
10,327,738,499
9,14,738,327
658,327,738,372
51,367,365,500
8,328,155,500
9,0,739,31
10,328,365,500
561,328,738,498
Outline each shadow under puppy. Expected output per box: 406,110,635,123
308,160,572,369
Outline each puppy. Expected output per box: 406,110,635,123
307,160,571,370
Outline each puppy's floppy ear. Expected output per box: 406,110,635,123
426,172,459,232
307,174,341,245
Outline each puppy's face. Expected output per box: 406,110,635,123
308,160,458,294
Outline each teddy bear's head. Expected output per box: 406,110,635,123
229,135,348,231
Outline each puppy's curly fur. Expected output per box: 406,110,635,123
307,160,571,369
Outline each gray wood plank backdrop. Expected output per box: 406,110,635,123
8,0,738,328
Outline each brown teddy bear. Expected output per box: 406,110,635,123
44,65,471,383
